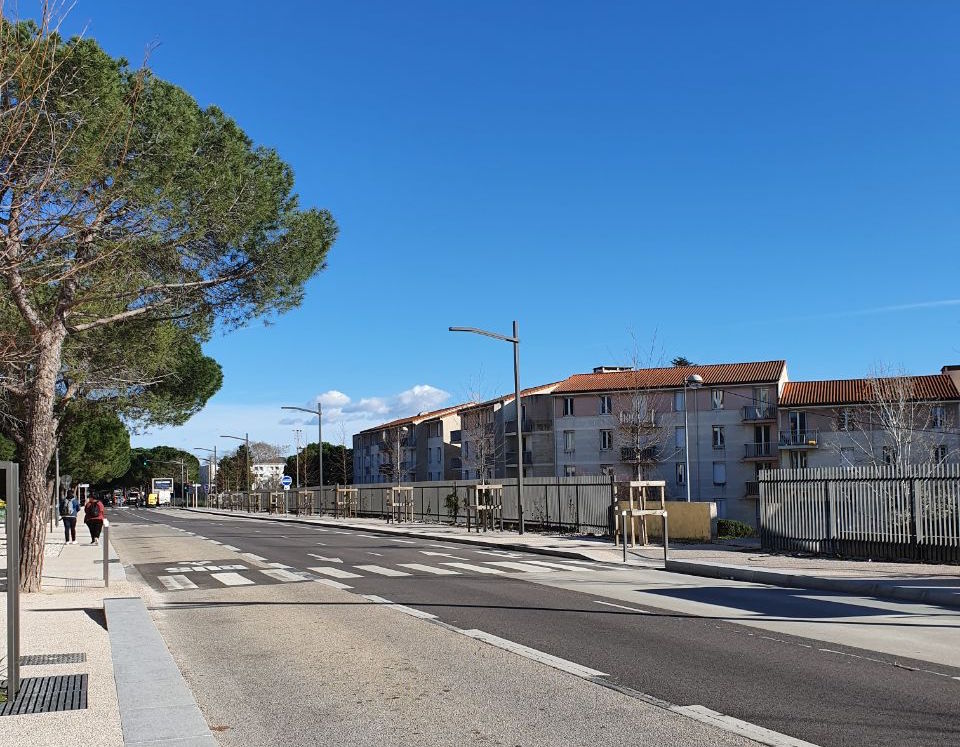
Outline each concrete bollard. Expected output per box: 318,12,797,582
103,520,110,587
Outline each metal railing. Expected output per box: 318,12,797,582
778,430,820,448
744,442,776,458
745,480,760,497
742,404,776,421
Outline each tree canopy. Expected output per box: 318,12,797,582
0,11,338,591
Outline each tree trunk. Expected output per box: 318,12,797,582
19,329,65,592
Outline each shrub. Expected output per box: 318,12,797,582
717,519,755,539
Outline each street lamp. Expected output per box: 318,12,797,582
221,433,250,492
683,374,703,503
281,404,323,489
194,447,217,506
449,321,525,534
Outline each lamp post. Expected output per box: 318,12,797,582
449,321,525,534
194,447,217,506
293,429,303,488
683,374,703,502
221,434,250,493
281,404,323,490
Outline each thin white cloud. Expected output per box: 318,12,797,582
752,298,960,326
131,384,452,455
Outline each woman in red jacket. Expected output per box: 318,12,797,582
83,495,106,545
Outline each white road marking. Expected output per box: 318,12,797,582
594,600,650,614
260,569,308,582
520,560,593,572
314,541,327,546
385,538,417,544
203,566,222,571
308,566,362,579
363,594,437,620
267,562,292,569
353,533,378,538
308,554,342,563
241,553,267,562
210,572,255,586
367,552,384,557
210,540,222,545
461,629,607,677
672,705,819,747
223,545,240,551
331,531,352,535
441,562,507,575
475,550,523,558
315,578,352,590
484,561,555,573
195,535,207,540
164,567,191,573
159,575,198,591
399,563,460,575
219,564,248,570
420,551,470,560
354,565,411,577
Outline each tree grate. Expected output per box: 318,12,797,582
20,653,86,666
0,674,88,715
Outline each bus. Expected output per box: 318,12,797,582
151,478,174,506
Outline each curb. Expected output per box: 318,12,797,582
179,507,642,566
665,559,960,611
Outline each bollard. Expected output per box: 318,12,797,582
103,521,110,587
662,514,669,566
621,510,627,563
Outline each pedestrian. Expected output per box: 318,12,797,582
59,491,80,544
83,493,106,545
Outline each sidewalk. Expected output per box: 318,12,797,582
1,519,214,745
183,506,960,609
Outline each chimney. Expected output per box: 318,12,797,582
941,365,960,392
593,365,632,374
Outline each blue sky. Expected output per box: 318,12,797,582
59,1,960,454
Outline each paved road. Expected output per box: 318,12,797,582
110,508,960,747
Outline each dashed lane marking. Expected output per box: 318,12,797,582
241,553,267,562
308,554,342,563
520,560,594,572
354,565,411,577
594,600,650,614
399,563,460,575
308,566,362,579
260,569,309,583
385,538,418,544
484,561,556,573
267,562,292,569
461,629,607,678
363,594,438,620
441,562,507,575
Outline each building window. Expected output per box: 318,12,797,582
836,408,853,431
932,406,946,429
599,395,612,415
674,391,685,412
600,464,614,476
712,462,726,485
675,426,685,449
934,445,947,463
711,389,724,410
712,425,724,449
676,462,685,485
789,451,807,469
563,397,575,416
564,465,576,477
600,429,612,450
564,430,575,453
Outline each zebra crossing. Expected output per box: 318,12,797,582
144,553,616,593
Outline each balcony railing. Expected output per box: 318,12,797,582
504,419,552,434
745,480,760,497
742,404,777,422
744,442,776,458
505,451,534,466
778,430,820,448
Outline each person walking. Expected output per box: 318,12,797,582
59,491,80,544
83,494,106,545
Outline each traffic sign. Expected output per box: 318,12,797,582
281,475,293,489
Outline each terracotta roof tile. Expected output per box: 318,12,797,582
553,361,786,394
780,375,960,407
459,382,562,413
359,401,475,434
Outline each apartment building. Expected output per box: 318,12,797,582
353,403,470,484
777,366,960,469
551,361,788,524
251,462,285,489
458,383,560,480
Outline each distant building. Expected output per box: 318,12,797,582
251,462,285,489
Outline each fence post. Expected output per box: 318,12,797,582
575,483,580,533
609,474,616,537
909,478,920,560
824,480,833,556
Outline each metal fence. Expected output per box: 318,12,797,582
759,465,960,562
208,476,618,535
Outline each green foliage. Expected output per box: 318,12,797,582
284,442,353,486
717,519,755,539
59,408,130,485
671,356,694,367
112,446,200,491
0,433,15,461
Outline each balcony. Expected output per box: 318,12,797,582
745,480,760,497
450,430,462,443
742,404,777,422
505,451,534,467
504,419,552,435
779,430,820,449
744,442,776,459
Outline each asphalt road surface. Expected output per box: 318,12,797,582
110,508,960,747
